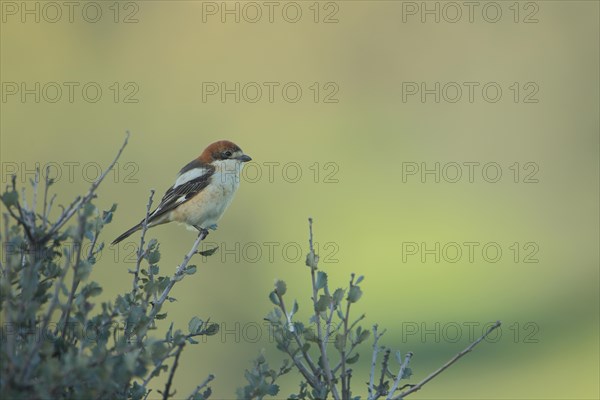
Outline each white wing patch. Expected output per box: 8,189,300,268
174,167,209,188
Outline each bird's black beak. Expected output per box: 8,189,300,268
237,154,252,162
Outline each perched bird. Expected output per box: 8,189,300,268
112,140,251,245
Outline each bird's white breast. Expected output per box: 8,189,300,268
169,159,243,228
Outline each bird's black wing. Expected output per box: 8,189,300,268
147,166,214,223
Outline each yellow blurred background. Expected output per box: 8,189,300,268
1,1,598,398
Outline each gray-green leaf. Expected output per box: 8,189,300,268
347,353,360,364
347,286,363,303
0,191,18,207
275,280,287,296
188,316,203,334
306,251,319,269
185,265,197,275
315,294,331,312
269,291,280,306
315,271,327,291
332,288,345,305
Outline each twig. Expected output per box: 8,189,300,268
148,230,207,322
132,190,155,296
139,230,208,389
340,273,355,399
45,193,57,225
4,176,34,243
347,369,353,397
328,315,368,377
322,285,337,345
1,214,14,366
395,321,502,399
378,349,391,394
0,228,4,275
42,132,130,243
307,218,340,400
187,374,215,399
142,339,175,387
19,186,33,240
386,352,413,400
281,343,319,389
87,218,102,261
57,213,87,338
275,292,320,380
26,245,72,365
141,328,213,388
162,343,185,400
270,287,319,387
368,324,385,400
20,214,86,383
31,169,39,228
42,166,51,229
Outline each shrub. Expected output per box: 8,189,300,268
0,135,216,400
1,135,500,400
238,218,500,399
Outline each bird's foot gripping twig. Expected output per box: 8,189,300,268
193,225,211,236
192,227,219,256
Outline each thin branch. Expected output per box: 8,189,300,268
340,273,355,399
140,231,209,389
187,374,215,400
386,352,413,400
18,182,35,238
131,190,155,296
264,317,319,388
4,176,34,243
0,227,4,275
57,213,87,338
2,200,26,233
162,343,185,400
395,321,502,399
347,369,353,396
24,245,72,371
378,349,391,395
368,324,385,400
2,221,14,369
275,291,320,380
31,168,39,228
42,132,130,242
142,342,175,387
347,313,366,334
87,220,101,261
329,316,368,376
282,343,319,389
307,217,340,400
46,193,57,225
19,214,85,383
322,285,337,345
2,213,10,262
147,230,207,322
141,330,211,388
41,165,51,229
2,213,9,253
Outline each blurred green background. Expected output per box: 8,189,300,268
1,1,598,398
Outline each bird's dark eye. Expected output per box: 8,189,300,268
223,151,232,158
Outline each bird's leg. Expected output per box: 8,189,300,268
194,225,218,256
193,225,210,237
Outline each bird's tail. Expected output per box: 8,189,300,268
111,223,142,245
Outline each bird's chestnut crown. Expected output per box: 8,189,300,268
198,140,251,163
